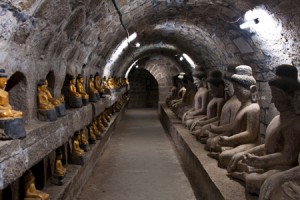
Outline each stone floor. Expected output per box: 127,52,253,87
77,108,196,200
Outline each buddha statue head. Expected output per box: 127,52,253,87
70,75,76,85
77,74,84,83
94,72,100,81
37,79,46,91
206,70,224,97
192,70,207,88
231,65,257,103
269,64,300,112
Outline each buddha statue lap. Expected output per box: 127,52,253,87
188,70,225,132
87,75,100,102
182,69,209,127
44,80,66,117
0,69,26,139
51,149,66,185
68,76,83,108
37,79,58,121
76,74,89,105
207,65,260,169
199,77,241,146
70,132,85,165
24,170,49,200
226,64,300,196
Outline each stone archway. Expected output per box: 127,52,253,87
128,68,159,108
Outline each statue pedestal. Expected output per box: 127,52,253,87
82,98,88,106
88,93,98,102
55,104,66,117
0,117,26,139
38,109,58,121
70,154,85,165
80,144,90,152
69,97,82,108
51,174,65,186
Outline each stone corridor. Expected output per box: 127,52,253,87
77,108,195,200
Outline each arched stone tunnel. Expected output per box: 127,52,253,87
0,0,300,199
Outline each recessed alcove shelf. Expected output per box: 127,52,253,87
159,103,258,200
0,88,127,190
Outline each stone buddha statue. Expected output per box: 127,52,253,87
207,65,260,168
24,170,49,200
188,70,225,131
76,74,89,105
226,64,300,196
68,75,83,108
201,78,241,147
0,69,26,139
182,70,209,126
0,69,23,118
87,75,100,102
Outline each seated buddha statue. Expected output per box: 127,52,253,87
79,129,89,150
94,73,104,97
88,124,97,144
92,121,101,139
97,116,105,132
101,76,110,95
188,70,225,131
207,65,260,169
87,75,100,102
72,132,84,157
38,80,55,111
54,150,66,178
76,74,89,105
44,80,63,106
68,76,82,108
0,69,23,118
226,64,300,195
24,170,49,200
108,77,115,89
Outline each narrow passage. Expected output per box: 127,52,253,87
77,108,196,200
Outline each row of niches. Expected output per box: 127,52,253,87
0,68,129,140
166,64,300,199
0,95,128,200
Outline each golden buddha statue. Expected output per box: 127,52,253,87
76,74,89,101
88,124,96,143
44,80,63,106
108,77,115,89
72,132,84,157
97,116,105,132
87,75,99,101
92,121,102,138
55,150,66,177
24,170,49,200
69,76,82,98
101,76,110,94
94,73,102,93
80,129,89,146
37,80,55,111
0,69,23,118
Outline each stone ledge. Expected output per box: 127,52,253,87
159,103,258,200
0,89,126,190
43,103,127,200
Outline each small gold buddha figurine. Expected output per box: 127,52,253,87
97,116,105,132
101,76,110,95
44,80,63,106
67,75,83,108
108,77,115,89
88,124,96,143
55,150,66,177
24,170,49,200
38,80,55,111
92,120,102,139
76,74,89,102
94,73,102,93
72,132,84,157
0,69,23,118
87,75,100,102
79,129,89,151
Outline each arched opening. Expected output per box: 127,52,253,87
5,71,27,122
46,71,55,95
128,68,158,108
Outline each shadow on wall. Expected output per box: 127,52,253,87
128,68,158,108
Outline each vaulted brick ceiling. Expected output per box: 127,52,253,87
0,0,299,79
